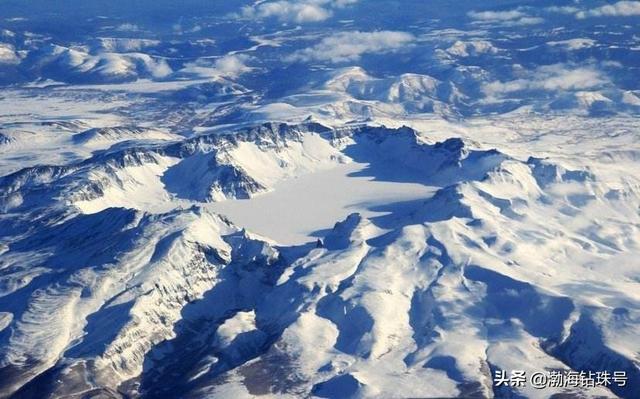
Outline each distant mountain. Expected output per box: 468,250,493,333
1,1,639,398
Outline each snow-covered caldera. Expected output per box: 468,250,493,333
1,118,639,398
1,0,639,398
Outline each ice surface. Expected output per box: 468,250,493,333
207,162,434,244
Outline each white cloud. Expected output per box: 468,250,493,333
214,54,252,77
545,6,580,14
333,0,359,6
483,64,608,98
546,38,596,50
0,43,19,64
288,30,414,63
172,23,202,34
467,9,543,25
513,17,545,25
240,0,358,23
246,2,330,23
179,54,252,79
468,10,527,21
115,23,141,32
576,1,640,18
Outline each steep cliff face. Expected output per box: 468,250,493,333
0,205,278,398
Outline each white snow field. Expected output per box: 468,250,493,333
1,1,640,398
207,162,435,245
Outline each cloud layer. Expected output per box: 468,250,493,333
468,10,527,21
214,54,252,77
240,0,358,23
288,30,414,63
483,64,607,98
178,54,252,79
467,9,544,25
576,1,640,18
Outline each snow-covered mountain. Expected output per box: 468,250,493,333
324,67,467,116
21,44,172,83
0,1,639,398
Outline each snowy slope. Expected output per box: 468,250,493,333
1,0,640,398
22,44,172,83
1,119,639,398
